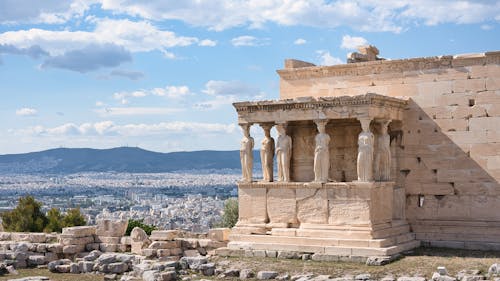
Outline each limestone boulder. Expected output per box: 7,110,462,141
257,271,279,280
208,228,231,242
130,227,149,242
149,230,179,241
96,219,128,237
62,226,96,237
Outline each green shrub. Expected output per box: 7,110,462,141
1,196,86,233
44,207,63,233
1,196,47,232
126,219,156,235
62,208,86,228
216,197,238,228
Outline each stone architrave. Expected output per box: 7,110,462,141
240,123,254,183
375,120,391,181
260,123,275,182
357,118,374,182
314,119,330,183
276,123,292,182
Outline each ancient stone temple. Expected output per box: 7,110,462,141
227,46,500,260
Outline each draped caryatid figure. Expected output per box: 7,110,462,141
276,123,292,182
375,120,391,181
357,118,374,182
314,120,330,183
240,124,254,182
260,124,275,182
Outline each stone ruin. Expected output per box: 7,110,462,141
220,48,500,261
0,219,230,280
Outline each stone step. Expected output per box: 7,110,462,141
226,239,420,257
229,233,404,248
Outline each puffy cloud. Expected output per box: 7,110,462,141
98,0,500,33
199,39,217,47
231,36,269,47
151,86,191,99
202,80,259,97
15,107,38,116
95,107,182,116
41,43,131,72
316,50,343,66
109,69,145,80
197,80,264,110
294,38,307,45
0,44,48,59
0,0,91,24
17,121,236,137
0,18,215,72
110,85,192,104
0,19,199,56
340,35,368,50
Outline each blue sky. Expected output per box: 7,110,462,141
0,0,499,154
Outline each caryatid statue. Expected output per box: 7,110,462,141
314,120,330,182
240,123,254,182
357,118,374,182
260,123,275,182
375,120,391,181
276,123,292,182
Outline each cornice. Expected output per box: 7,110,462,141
277,51,500,81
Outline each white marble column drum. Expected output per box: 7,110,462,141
357,118,374,182
314,119,330,183
276,123,292,182
239,123,254,183
260,123,275,182
375,120,391,181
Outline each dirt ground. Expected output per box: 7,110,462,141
1,247,500,280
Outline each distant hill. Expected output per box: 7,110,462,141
0,147,261,174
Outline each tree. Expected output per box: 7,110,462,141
62,208,86,228
44,207,63,233
219,198,238,228
126,219,156,236
1,196,47,232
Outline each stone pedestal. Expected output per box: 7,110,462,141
228,182,419,258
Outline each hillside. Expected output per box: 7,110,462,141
0,147,260,174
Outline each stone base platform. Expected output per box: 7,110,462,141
225,220,420,260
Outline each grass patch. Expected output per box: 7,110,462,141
0,267,104,281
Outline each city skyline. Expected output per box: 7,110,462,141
1,1,499,154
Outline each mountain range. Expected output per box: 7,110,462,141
0,147,260,174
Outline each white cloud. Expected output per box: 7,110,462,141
341,35,368,50
152,86,191,99
0,19,198,56
16,107,38,116
202,80,260,97
96,107,182,116
0,0,92,24
231,36,268,47
197,80,265,110
316,50,343,66
199,39,217,47
108,69,144,80
40,43,131,72
98,0,499,33
481,24,493,30
17,121,236,137
294,38,307,45
96,101,105,107
0,18,215,72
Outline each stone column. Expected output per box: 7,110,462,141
375,120,391,181
314,119,330,183
260,123,275,182
357,118,374,182
239,123,254,183
276,122,292,182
